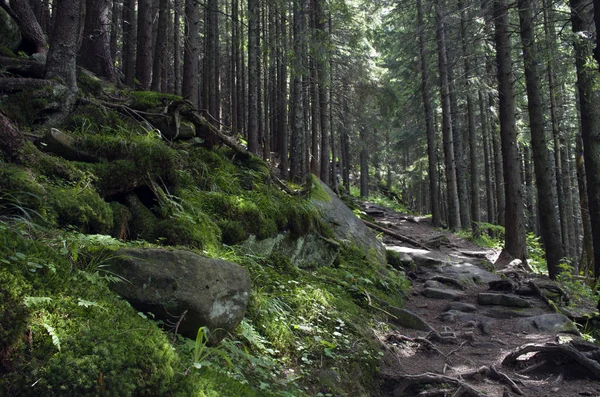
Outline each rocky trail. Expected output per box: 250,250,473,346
360,203,600,397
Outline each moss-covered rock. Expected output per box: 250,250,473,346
46,185,113,234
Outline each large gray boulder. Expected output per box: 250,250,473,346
515,314,579,335
310,178,386,265
108,248,250,343
0,7,21,52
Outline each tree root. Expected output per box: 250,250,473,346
502,342,600,379
381,371,486,397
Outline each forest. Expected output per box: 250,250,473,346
1,0,600,395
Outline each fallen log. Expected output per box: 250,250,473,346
362,219,429,250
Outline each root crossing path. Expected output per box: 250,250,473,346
362,203,600,397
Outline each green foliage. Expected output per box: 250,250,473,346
455,223,505,249
526,232,547,274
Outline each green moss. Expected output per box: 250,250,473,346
64,104,129,134
128,91,182,111
0,163,48,221
0,86,53,127
77,70,104,97
0,45,16,58
307,174,331,202
46,185,113,234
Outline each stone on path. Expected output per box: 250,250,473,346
515,313,579,335
478,293,531,308
424,280,444,289
387,306,434,332
443,302,477,313
438,310,496,335
423,288,464,300
482,307,545,319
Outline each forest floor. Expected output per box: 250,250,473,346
362,202,600,397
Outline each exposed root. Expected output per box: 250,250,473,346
502,342,600,379
381,371,486,397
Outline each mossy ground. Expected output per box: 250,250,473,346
0,90,410,396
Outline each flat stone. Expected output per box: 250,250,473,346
430,275,466,290
478,293,531,308
387,306,434,332
515,313,579,335
482,307,545,319
438,310,496,335
424,280,444,289
443,302,477,313
423,288,464,300
438,262,500,284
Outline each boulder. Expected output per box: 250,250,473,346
478,293,531,308
515,314,579,335
108,248,250,343
310,178,386,265
0,7,21,52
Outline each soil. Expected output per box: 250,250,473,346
363,202,600,397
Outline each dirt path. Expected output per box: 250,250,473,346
361,202,600,397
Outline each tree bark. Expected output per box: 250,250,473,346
122,0,137,87
182,0,200,106
316,0,330,185
417,0,441,227
480,91,495,224
45,0,81,112
518,0,563,278
173,0,182,95
135,0,153,89
570,0,600,280
494,0,527,262
6,0,47,54
435,0,460,231
247,0,260,154
0,112,27,164
79,0,116,81
289,0,305,181
576,134,594,276
151,0,168,92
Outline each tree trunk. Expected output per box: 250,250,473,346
182,0,199,107
247,0,260,154
0,112,27,164
289,0,305,182
360,126,369,198
45,0,81,111
435,0,460,231
316,0,330,185
570,0,600,280
173,0,182,95
277,7,289,180
494,0,527,262
459,0,479,235
151,0,168,91
135,0,153,89
7,0,47,54
480,91,495,224
518,0,563,277
576,133,594,276
79,0,116,81
417,0,441,227
122,0,137,87
110,0,121,64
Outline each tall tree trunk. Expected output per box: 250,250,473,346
435,0,460,230
173,0,182,95
417,0,441,227
570,0,600,280
316,0,330,185
79,0,115,81
494,0,527,262
151,0,168,91
518,0,563,277
459,0,479,235
480,91,495,224
576,133,594,275
247,0,260,154
122,0,137,87
360,125,369,198
45,0,81,111
135,0,153,89
277,8,289,180
310,56,320,176
110,0,121,64
182,0,200,107
289,0,306,181
204,0,220,124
